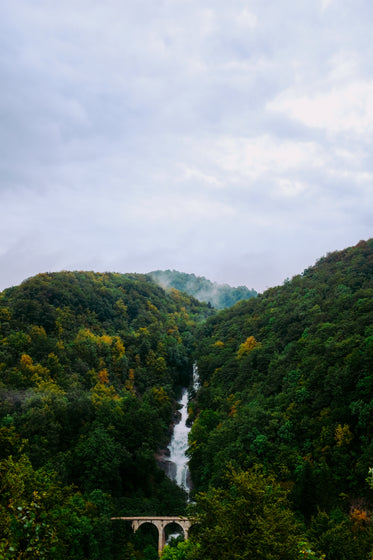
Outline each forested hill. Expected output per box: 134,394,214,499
0,271,213,558
1,242,373,559
188,239,373,559
149,269,257,309
0,271,214,395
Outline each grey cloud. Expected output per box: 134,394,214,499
0,0,372,293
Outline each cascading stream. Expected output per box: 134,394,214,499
168,389,190,491
167,364,199,496
164,365,199,544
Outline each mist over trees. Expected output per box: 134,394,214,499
149,270,257,310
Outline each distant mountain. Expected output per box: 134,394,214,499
149,269,257,309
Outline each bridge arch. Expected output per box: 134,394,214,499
112,516,192,556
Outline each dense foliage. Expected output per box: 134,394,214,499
1,239,373,559
188,466,301,560
188,239,373,559
149,269,257,310
0,271,213,558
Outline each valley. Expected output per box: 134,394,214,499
1,240,373,559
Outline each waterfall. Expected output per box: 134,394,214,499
167,364,200,495
192,362,200,393
168,389,191,491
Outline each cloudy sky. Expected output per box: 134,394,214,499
1,0,372,293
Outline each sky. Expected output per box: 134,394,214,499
1,0,372,293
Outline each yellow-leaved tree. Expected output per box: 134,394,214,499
236,336,261,359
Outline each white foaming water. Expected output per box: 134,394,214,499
168,389,190,491
192,362,200,392
167,364,200,494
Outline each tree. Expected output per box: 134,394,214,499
188,466,300,560
73,425,123,494
0,454,103,559
161,540,197,559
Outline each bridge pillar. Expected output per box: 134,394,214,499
158,521,165,556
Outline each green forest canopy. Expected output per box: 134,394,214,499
1,240,373,559
187,239,373,560
0,271,213,558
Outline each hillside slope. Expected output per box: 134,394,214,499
2,244,373,559
0,271,213,558
189,239,373,558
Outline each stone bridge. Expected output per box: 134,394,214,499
111,516,192,556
